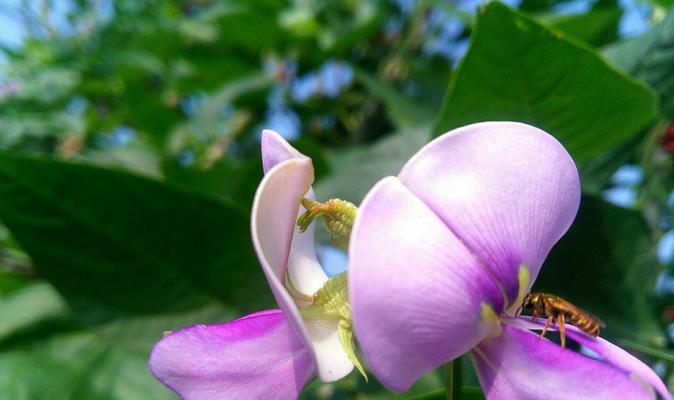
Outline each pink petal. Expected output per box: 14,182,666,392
471,324,658,400
258,131,328,295
261,129,307,173
253,135,352,381
503,316,672,400
149,310,314,400
349,177,504,391
399,122,580,306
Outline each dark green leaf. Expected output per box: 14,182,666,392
0,152,269,322
433,2,657,161
543,7,621,47
577,133,643,194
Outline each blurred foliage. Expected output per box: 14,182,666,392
0,0,673,398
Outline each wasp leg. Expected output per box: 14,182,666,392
558,314,566,349
531,310,539,323
540,316,553,338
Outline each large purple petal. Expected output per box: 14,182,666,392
471,324,658,400
149,310,314,400
349,177,504,391
399,122,580,306
253,134,353,381
503,316,672,400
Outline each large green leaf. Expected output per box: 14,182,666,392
0,283,162,399
432,2,657,161
543,6,621,47
0,330,176,400
0,278,230,399
0,152,269,322
536,196,664,345
0,282,76,347
603,8,674,118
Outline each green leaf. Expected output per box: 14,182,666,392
0,278,178,399
316,127,429,204
432,2,657,161
577,133,644,194
0,331,176,400
356,70,434,129
0,152,269,322
543,7,621,47
0,268,30,297
0,282,76,347
92,301,233,354
603,9,674,118
536,196,664,346
0,278,217,399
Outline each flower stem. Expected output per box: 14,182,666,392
445,361,453,400
445,359,462,400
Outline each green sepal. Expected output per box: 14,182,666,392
299,272,368,381
338,318,368,381
299,272,350,320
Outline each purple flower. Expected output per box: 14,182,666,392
348,121,672,399
149,130,353,399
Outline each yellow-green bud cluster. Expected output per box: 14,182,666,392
297,198,358,250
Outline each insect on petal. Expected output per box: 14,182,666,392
470,324,658,400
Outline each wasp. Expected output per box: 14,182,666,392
520,292,605,349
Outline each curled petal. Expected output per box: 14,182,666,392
261,129,307,173
253,135,353,381
252,156,314,297
471,324,660,400
399,122,580,305
149,310,314,400
258,131,329,295
349,177,504,391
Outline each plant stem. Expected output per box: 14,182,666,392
445,359,463,400
445,361,454,400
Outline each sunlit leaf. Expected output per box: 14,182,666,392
433,2,657,161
